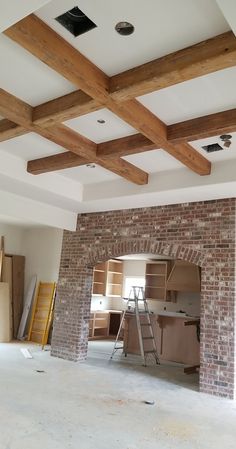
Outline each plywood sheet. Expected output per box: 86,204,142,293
12,255,25,338
0,282,11,342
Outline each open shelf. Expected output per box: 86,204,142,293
145,261,170,301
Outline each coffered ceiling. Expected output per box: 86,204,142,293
0,0,236,229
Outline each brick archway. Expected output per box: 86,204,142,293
84,239,205,268
51,199,236,399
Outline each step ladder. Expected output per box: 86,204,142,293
28,282,56,349
110,286,160,366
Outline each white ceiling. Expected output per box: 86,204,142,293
65,109,136,143
139,67,236,125
37,0,229,76
0,0,236,229
0,0,51,32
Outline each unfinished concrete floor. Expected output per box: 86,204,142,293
0,340,235,449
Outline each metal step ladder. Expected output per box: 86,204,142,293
110,286,160,366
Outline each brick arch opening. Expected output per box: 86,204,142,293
84,239,205,268
51,199,236,399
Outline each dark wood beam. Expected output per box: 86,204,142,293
110,32,236,100
168,108,236,143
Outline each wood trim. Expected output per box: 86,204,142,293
27,152,88,174
33,90,100,126
110,31,236,100
168,108,236,143
97,133,157,158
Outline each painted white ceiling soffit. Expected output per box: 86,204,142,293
0,189,77,230
81,159,236,212
37,0,229,76
0,150,83,205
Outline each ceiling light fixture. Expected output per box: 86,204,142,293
97,119,106,124
220,134,232,148
115,21,135,36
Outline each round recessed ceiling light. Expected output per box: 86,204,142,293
86,163,96,168
220,134,232,141
115,21,135,36
97,119,106,124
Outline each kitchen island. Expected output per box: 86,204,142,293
123,311,200,366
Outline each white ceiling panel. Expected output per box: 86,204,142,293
138,67,236,125
37,0,229,76
0,34,75,106
65,109,136,143
0,0,51,32
123,149,183,173
59,164,119,184
0,132,64,160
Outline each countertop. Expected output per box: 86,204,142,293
157,311,200,319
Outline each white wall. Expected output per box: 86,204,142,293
0,223,25,255
22,227,63,292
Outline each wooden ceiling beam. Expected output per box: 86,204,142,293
110,32,236,101
168,108,236,143
0,89,148,184
4,14,110,104
0,119,29,141
4,15,211,176
97,133,157,158
27,133,158,174
0,88,32,126
108,99,211,175
33,89,100,126
27,152,88,174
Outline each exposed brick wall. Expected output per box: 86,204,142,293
51,199,236,399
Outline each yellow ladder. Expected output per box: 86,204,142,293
28,282,56,348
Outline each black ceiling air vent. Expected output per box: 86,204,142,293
55,6,97,37
202,143,223,153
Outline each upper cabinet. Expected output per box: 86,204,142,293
166,260,201,292
106,259,123,297
145,261,171,301
92,259,123,297
92,261,107,296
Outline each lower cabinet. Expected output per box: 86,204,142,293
89,311,122,340
89,311,110,339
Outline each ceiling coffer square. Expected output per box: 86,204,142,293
55,6,97,37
